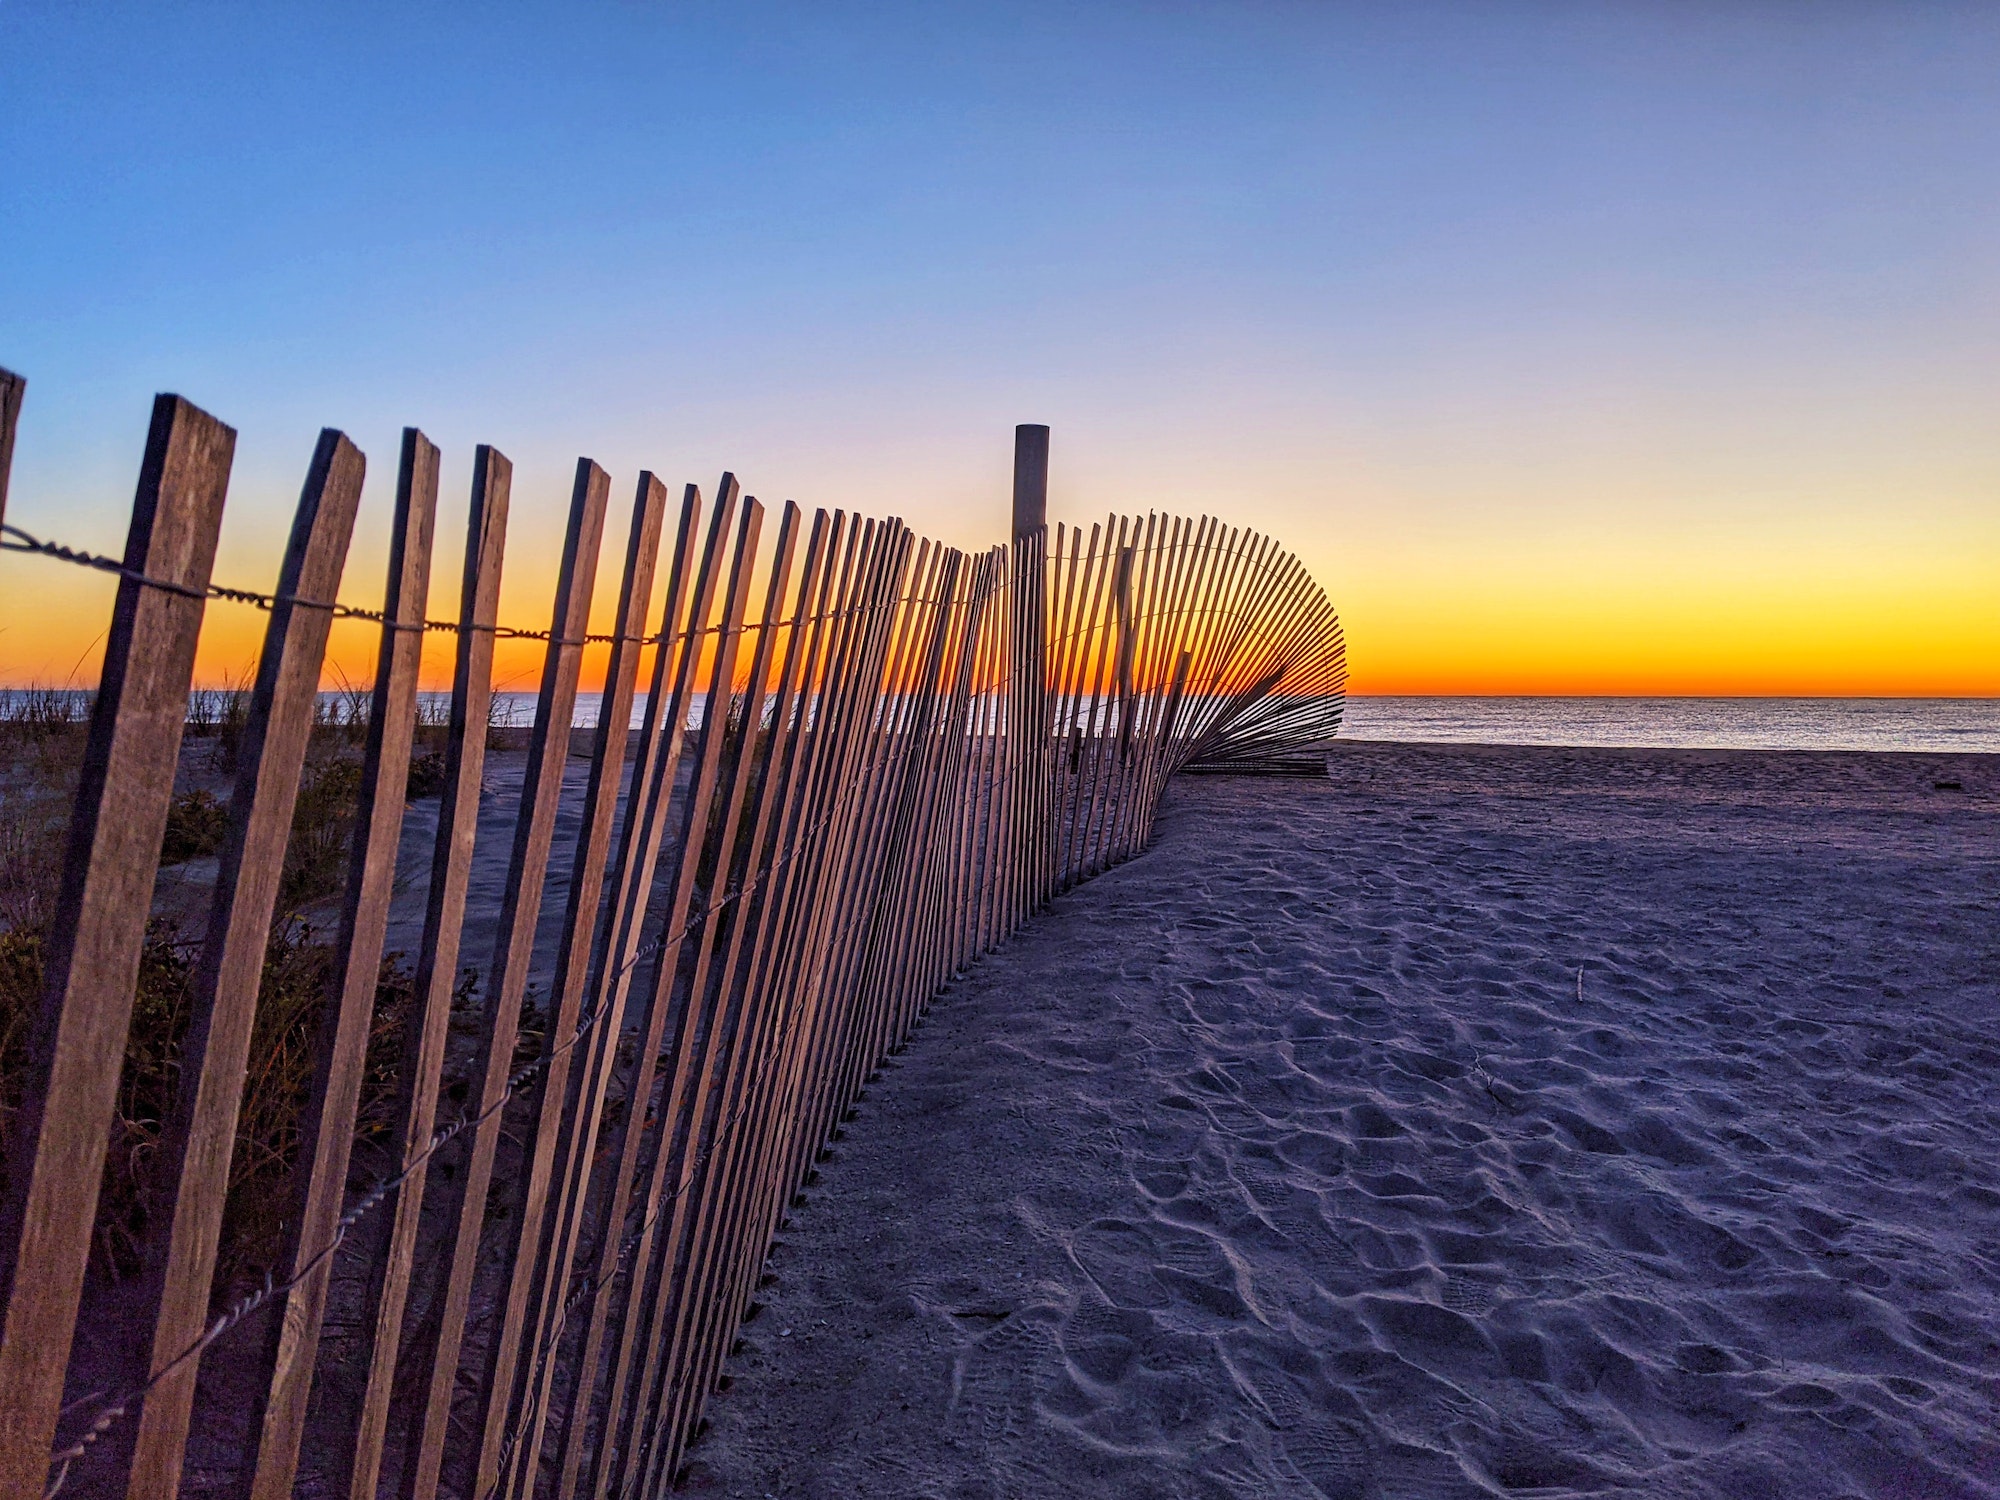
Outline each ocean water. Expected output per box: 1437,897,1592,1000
1339,697,2000,754
5,691,1993,755
496,692,2000,753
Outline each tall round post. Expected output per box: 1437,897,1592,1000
0,366,24,532
1010,425,1050,912
1012,423,1048,540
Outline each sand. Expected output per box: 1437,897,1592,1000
688,741,2000,1500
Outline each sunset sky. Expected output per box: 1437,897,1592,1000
2,2,1995,696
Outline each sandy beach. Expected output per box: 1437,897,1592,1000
688,740,2000,1499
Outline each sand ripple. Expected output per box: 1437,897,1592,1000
694,743,2000,1499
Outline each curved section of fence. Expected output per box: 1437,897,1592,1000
0,381,1344,1498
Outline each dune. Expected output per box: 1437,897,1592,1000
688,741,1999,1499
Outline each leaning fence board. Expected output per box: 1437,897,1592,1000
581,503,806,1500
471,468,672,1498
561,494,782,1500
240,429,440,1500
402,458,611,1500
550,487,762,1500
123,428,365,1500
496,483,716,1498
0,395,236,1498
0,382,1346,1499
340,443,512,1500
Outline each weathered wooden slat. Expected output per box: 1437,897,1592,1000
960,552,1005,967
644,522,916,1493
1176,523,1252,752
548,485,760,1500
637,533,904,1498
783,532,933,1225
495,482,715,1491
121,428,365,1500
778,529,923,1211
580,502,802,1500
622,514,857,1484
402,457,611,1500
628,516,848,1456
343,443,512,1500
1042,524,1087,887
627,516,887,1493
928,555,988,989
729,518,890,1254
0,395,235,1498
1073,517,1131,879
1105,514,1184,860
880,550,971,1036
852,548,963,1063
808,537,938,1141
1067,520,1120,879
1118,516,1203,853
470,469,672,1498
241,428,441,1500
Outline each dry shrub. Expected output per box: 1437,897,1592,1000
0,687,438,1302
281,756,363,914
0,687,91,933
160,789,229,865
0,917,415,1297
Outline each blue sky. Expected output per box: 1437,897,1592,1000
4,2,1997,691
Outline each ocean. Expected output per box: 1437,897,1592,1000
513,693,1996,755
5,691,1995,755
1336,696,2000,754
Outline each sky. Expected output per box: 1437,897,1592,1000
2,0,1996,696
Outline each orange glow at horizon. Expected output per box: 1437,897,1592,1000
1310,516,1998,700
4,529,1996,701
3,473,1995,702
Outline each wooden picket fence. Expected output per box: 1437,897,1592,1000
0,372,1346,1499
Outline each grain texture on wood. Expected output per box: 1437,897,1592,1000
123,428,366,1500
402,457,610,1500
242,428,440,1500
346,444,511,1500
0,395,235,1499
472,469,672,1500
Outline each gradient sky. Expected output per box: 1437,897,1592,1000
3,1,1996,695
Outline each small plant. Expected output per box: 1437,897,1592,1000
487,690,518,751
317,677,373,747
406,694,455,797
405,752,449,799
279,756,363,914
0,926,47,1153
184,678,254,769
0,915,416,1293
1,685,91,742
160,789,229,865
185,686,237,738
0,685,92,932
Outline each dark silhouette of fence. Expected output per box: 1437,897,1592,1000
0,370,1345,1498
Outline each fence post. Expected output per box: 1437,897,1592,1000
0,366,23,531
1010,425,1049,910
